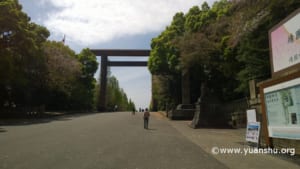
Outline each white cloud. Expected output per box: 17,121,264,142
44,0,215,45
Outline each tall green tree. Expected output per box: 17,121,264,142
148,12,185,75
176,0,241,101
70,48,98,110
148,12,186,108
0,0,50,109
42,41,81,110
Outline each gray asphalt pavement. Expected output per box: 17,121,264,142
0,112,227,169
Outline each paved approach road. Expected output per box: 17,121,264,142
0,112,227,169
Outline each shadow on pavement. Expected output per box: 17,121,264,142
0,128,7,133
0,117,71,126
0,112,98,126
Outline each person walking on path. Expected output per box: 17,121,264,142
114,105,118,112
143,108,150,129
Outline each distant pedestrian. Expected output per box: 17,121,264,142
114,105,118,112
143,108,150,129
132,108,135,115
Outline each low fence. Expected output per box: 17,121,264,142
223,98,249,128
198,98,249,128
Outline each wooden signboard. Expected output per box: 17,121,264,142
261,8,300,146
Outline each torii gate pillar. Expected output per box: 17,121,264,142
99,55,108,111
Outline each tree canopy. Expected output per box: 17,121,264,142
0,0,135,114
149,0,300,110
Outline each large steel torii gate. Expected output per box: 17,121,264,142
91,49,150,111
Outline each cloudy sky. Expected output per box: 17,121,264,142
19,0,216,110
